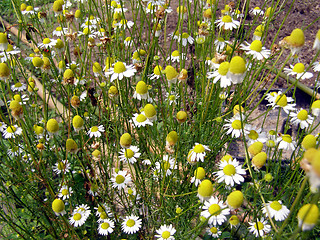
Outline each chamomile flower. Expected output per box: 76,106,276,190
52,160,71,174
98,219,115,236
74,204,91,218
58,185,73,200
155,224,176,240
11,82,27,92
94,203,112,218
180,32,194,46
111,170,131,190
87,125,105,138
133,81,152,101
163,65,179,86
0,122,7,133
166,50,187,63
262,200,290,221
227,56,247,84
52,27,68,37
284,63,313,79
277,134,296,151
155,155,177,176
38,38,57,49
248,218,271,237
197,179,213,202
267,91,296,114
245,125,267,144
289,108,314,129
187,143,211,163
119,146,141,164
215,15,240,31
313,61,320,72
130,113,153,128
121,215,142,234
52,199,66,216
190,167,206,186
214,37,228,52
215,158,246,186
229,215,240,229
105,61,136,82
166,91,179,105
224,114,248,138
201,196,230,226
3,125,22,139
0,33,8,51
250,7,264,16
297,204,319,231
313,29,320,50
311,100,320,116
150,65,163,80
69,210,87,227
207,61,232,88
241,40,271,60
207,226,222,238
281,28,305,56
124,36,133,47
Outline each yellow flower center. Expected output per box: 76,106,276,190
218,62,229,76
254,7,261,10
73,213,82,221
101,222,110,229
270,201,282,211
52,199,64,213
298,204,319,224
282,134,292,143
198,179,213,197
210,227,218,234
248,130,258,140
250,40,262,52
114,62,126,73
61,189,69,195
7,126,16,133
222,15,232,23
169,95,176,101
172,50,179,57
115,175,125,184
120,133,132,147
292,63,305,73
26,6,33,11
193,144,205,153
231,120,241,130
275,95,287,107
287,28,305,47
126,219,135,227
208,204,221,216
229,215,240,225
100,212,107,219
154,65,162,75
43,38,51,44
227,191,243,208
254,221,264,230
73,115,84,129
182,32,189,39
162,231,171,239
136,81,148,94
229,56,246,74
223,164,236,176
194,167,205,179
144,104,156,118
136,114,147,123
56,27,62,31
162,161,170,171
125,149,134,158
164,65,178,80
32,57,44,68
297,109,308,120
91,126,99,132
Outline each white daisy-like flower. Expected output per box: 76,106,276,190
74,204,91,219
105,61,136,82
87,125,105,138
250,7,264,16
149,65,163,80
117,19,134,29
3,125,22,139
155,155,177,176
223,114,248,138
240,40,271,60
130,113,153,128
119,146,141,164
166,91,179,105
66,61,79,71
248,218,271,237
98,219,115,236
52,160,71,174
201,196,230,226
284,63,313,80
121,215,142,234
58,185,73,200
124,36,133,47
262,200,290,221
7,145,23,157
215,15,240,31
166,50,187,63
69,210,87,227
0,122,7,133
313,61,320,72
277,134,296,151
22,6,39,15
206,226,222,238
133,81,152,101
88,183,99,196
266,91,296,114
111,170,131,190
187,143,211,163
94,203,112,218
179,32,194,46
215,159,246,186
214,37,227,52
11,82,27,92
52,27,68,37
155,224,176,240
38,38,57,49
245,125,267,144
190,167,206,186
207,61,232,88
289,108,314,129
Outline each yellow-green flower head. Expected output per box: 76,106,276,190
264,173,273,182
92,149,101,158
32,57,44,68
58,60,66,70
177,6,187,14
144,104,156,119
108,85,118,96
0,62,10,80
9,100,21,111
198,179,213,200
203,8,212,19
63,69,74,83
218,62,230,76
163,65,178,81
311,100,320,116
286,28,305,48
314,29,320,50
120,133,132,148
229,56,246,74
42,57,50,70
52,199,65,214
75,9,81,18
93,62,102,73
292,63,305,73
302,135,316,150
275,94,287,107
229,215,240,226
0,32,8,51
233,105,244,115
252,151,267,169
72,115,84,131
55,39,64,49
248,141,263,156
302,148,317,166
28,82,35,92
166,131,178,146
33,125,44,135
53,1,63,13
66,139,78,153
250,40,263,52
194,167,206,180
254,25,265,38
153,65,163,75
264,7,273,18
104,57,114,71
136,81,148,95
46,119,59,133
311,150,320,177
21,3,27,11
227,190,243,209
222,15,232,23
176,110,187,123
298,204,319,231
221,154,233,162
